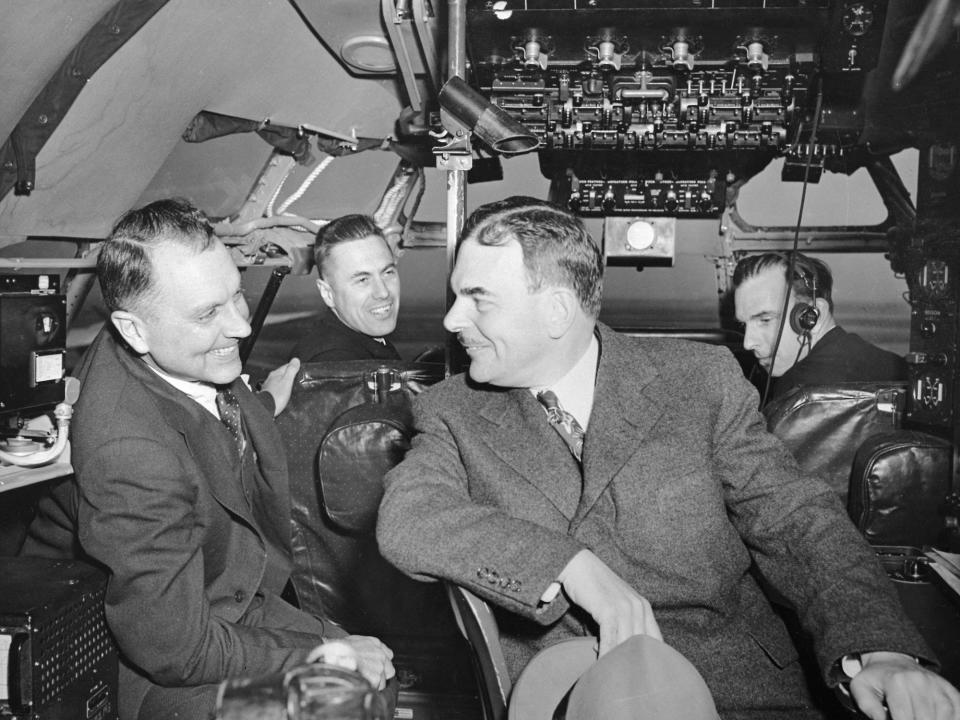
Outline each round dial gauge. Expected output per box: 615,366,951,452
842,2,875,37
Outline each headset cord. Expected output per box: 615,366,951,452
760,76,824,408
794,332,811,367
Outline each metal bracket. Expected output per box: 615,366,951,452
0,0,172,201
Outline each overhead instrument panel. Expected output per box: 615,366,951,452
463,0,888,218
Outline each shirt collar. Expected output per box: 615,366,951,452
145,364,221,418
530,334,599,430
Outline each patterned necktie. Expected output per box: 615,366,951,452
537,390,585,462
215,388,246,458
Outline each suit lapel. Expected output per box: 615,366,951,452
163,383,255,524
575,326,668,523
477,388,582,519
109,337,257,524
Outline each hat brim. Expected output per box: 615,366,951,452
508,635,718,720
508,638,598,720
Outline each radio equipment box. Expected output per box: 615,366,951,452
0,557,117,720
0,274,66,416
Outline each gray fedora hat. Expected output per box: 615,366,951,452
509,635,718,720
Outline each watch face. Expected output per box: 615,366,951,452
841,2,875,37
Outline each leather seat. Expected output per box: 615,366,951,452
764,382,952,547
274,359,483,717
849,430,952,547
763,382,907,505
275,360,446,634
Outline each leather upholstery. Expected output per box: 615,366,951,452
764,382,953,548
275,360,446,635
318,389,413,535
764,382,907,505
849,430,952,547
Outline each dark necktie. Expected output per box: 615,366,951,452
216,388,246,458
537,390,585,462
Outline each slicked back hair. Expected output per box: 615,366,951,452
459,196,604,318
313,214,387,278
732,251,834,312
98,198,216,315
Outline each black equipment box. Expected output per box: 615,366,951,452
0,274,66,415
0,557,117,720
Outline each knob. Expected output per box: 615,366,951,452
920,320,938,338
594,40,618,69
671,40,694,71
663,190,679,212
582,77,603,95
743,40,768,73
602,189,616,212
523,40,549,70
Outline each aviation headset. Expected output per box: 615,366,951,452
788,262,820,335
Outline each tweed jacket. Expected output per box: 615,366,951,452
378,323,931,717
31,327,333,716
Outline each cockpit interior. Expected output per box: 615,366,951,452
2,2,960,719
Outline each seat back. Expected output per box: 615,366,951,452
444,585,610,720
849,430,953,546
445,584,511,720
764,382,956,547
764,382,906,505
275,360,447,635
277,360,485,718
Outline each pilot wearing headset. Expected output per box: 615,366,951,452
732,251,908,403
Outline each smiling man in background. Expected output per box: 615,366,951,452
290,214,402,363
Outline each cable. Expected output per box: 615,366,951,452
374,172,414,229
275,155,335,216
793,332,810,369
265,172,289,219
760,76,823,408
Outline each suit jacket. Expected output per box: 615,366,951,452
378,324,931,718
772,326,907,401
25,327,333,718
289,312,401,363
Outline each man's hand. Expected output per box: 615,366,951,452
261,358,300,416
557,549,662,656
851,651,960,720
306,635,395,691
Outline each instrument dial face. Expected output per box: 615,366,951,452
842,2,875,37
921,260,950,298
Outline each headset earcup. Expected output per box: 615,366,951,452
789,303,820,333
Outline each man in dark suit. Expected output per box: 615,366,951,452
732,251,907,403
377,196,960,719
290,214,402,363
23,199,395,720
